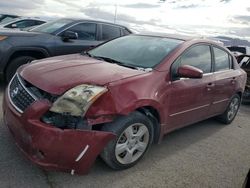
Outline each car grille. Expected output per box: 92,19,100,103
8,74,37,113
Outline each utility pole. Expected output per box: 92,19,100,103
114,4,117,24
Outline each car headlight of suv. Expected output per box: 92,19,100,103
50,84,108,117
0,36,8,41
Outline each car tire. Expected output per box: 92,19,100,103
5,56,36,82
217,94,241,124
100,111,154,170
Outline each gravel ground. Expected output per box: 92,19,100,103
0,84,249,188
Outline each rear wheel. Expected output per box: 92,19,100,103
5,56,36,82
217,94,241,124
101,111,154,170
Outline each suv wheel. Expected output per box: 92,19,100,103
5,56,36,82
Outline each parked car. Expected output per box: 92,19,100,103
0,18,132,82
0,14,19,24
3,34,246,175
227,46,250,55
235,54,250,103
0,17,46,30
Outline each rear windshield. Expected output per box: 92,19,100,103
89,35,183,68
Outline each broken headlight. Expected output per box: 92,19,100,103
49,84,107,117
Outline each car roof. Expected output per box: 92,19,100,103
136,32,192,41
132,32,224,46
13,17,46,22
59,18,131,29
0,14,19,17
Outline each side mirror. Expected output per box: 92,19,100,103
11,24,17,28
62,31,78,41
177,65,203,79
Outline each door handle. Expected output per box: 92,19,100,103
231,77,236,85
206,83,215,91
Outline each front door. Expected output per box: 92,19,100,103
53,22,101,55
166,44,214,132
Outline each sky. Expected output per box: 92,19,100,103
1,0,250,40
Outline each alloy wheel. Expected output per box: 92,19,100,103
115,123,150,165
227,97,240,121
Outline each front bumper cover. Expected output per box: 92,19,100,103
3,91,116,175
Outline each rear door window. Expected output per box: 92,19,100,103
101,24,121,40
214,47,231,71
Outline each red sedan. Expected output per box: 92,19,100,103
3,34,247,175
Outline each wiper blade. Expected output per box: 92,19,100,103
81,51,93,57
93,56,120,63
82,54,151,71
93,56,138,69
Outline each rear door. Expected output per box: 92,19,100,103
167,44,215,131
209,46,239,115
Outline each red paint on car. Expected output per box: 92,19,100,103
3,35,247,174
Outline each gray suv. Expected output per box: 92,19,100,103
0,18,132,81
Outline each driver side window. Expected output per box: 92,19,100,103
64,23,97,41
172,45,212,79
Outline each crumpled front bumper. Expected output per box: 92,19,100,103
3,91,116,175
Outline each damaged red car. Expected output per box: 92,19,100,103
3,34,247,175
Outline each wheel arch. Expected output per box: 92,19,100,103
3,47,50,74
91,100,164,143
236,91,242,99
135,106,162,143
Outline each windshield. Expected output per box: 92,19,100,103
0,17,17,25
31,19,72,34
88,35,183,68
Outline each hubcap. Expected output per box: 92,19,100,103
115,123,149,165
227,97,240,121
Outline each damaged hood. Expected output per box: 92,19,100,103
19,54,147,95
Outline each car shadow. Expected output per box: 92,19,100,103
46,117,226,183
96,118,224,171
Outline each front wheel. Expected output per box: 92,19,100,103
101,111,154,170
217,94,241,124
5,56,36,83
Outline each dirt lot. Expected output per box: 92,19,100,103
0,84,249,188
